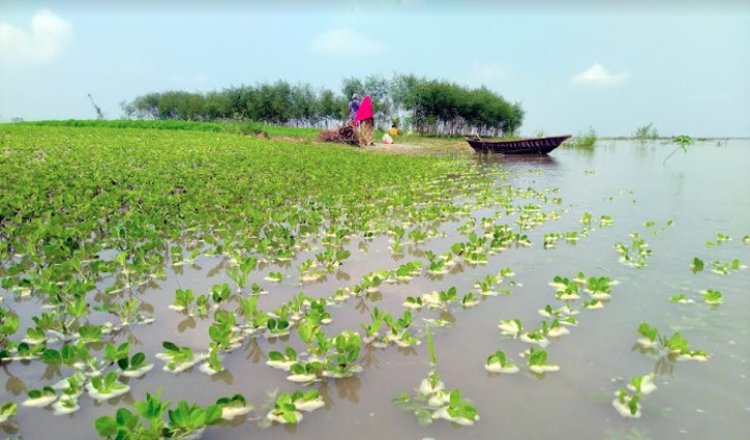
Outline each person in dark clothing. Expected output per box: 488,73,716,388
349,94,360,122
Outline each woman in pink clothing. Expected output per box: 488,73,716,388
354,95,375,146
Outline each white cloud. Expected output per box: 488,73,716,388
310,28,386,58
0,9,72,64
468,61,504,86
571,63,629,86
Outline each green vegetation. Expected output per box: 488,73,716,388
120,74,524,136
0,122,735,436
663,134,694,164
566,126,597,149
633,123,659,142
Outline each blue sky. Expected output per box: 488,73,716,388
1,1,748,136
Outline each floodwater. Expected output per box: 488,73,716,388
3,140,749,440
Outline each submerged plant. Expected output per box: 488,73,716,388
393,326,479,426
613,388,641,418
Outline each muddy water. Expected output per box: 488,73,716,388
3,140,749,440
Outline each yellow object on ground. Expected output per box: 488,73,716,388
389,126,399,136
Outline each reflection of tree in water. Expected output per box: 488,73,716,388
206,258,227,278
360,345,381,369
449,263,465,275
177,316,196,333
354,297,371,315
604,427,652,440
1,419,19,435
335,376,361,403
397,346,417,357
335,270,351,281
244,338,265,363
358,241,369,253
211,369,235,385
112,323,143,346
426,272,444,282
653,353,676,376
42,362,62,381
631,343,676,376
136,279,160,294
318,380,334,410
3,366,26,396
438,310,456,326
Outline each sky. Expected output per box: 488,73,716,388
1,0,749,137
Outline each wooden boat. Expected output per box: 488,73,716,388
466,135,571,154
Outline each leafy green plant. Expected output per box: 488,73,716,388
0,401,18,423
485,350,518,373
663,134,694,164
700,289,722,305
633,123,659,142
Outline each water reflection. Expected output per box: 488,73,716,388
475,153,560,168
3,367,25,395
211,369,235,385
335,376,360,403
244,339,264,363
177,316,196,333
360,345,381,369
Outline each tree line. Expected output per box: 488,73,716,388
122,74,524,136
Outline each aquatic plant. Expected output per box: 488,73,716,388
86,371,130,402
615,233,652,268
527,347,559,374
498,319,523,337
699,289,722,305
266,390,324,424
393,326,479,425
669,293,694,304
0,401,17,424
118,352,154,378
633,123,659,142
323,331,362,378
94,390,225,439
627,373,657,395
612,388,641,418
663,135,694,164
691,257,705,273
485,350,519,373
636,323,659,348
710,259,744,275
157,341,203,373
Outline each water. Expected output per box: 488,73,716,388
3,140,749,440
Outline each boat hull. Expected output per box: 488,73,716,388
466,135,571,154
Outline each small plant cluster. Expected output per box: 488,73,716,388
393,328,479,426
612,373,658,418
617,323,709,419
16,341,152,416
615,232,652,268
94,390,252,438
635,323,708,362
492,272,617,376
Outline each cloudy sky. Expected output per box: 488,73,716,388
1,0,748,136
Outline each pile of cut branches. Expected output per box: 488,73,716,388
319,124,359,146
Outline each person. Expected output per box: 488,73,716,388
389,123,399,137
354,95,375,146
348,94,360,123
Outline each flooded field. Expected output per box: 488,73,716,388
2,135,748,440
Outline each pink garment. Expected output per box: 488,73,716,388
355,95,373,122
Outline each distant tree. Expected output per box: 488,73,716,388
88,93,105,119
